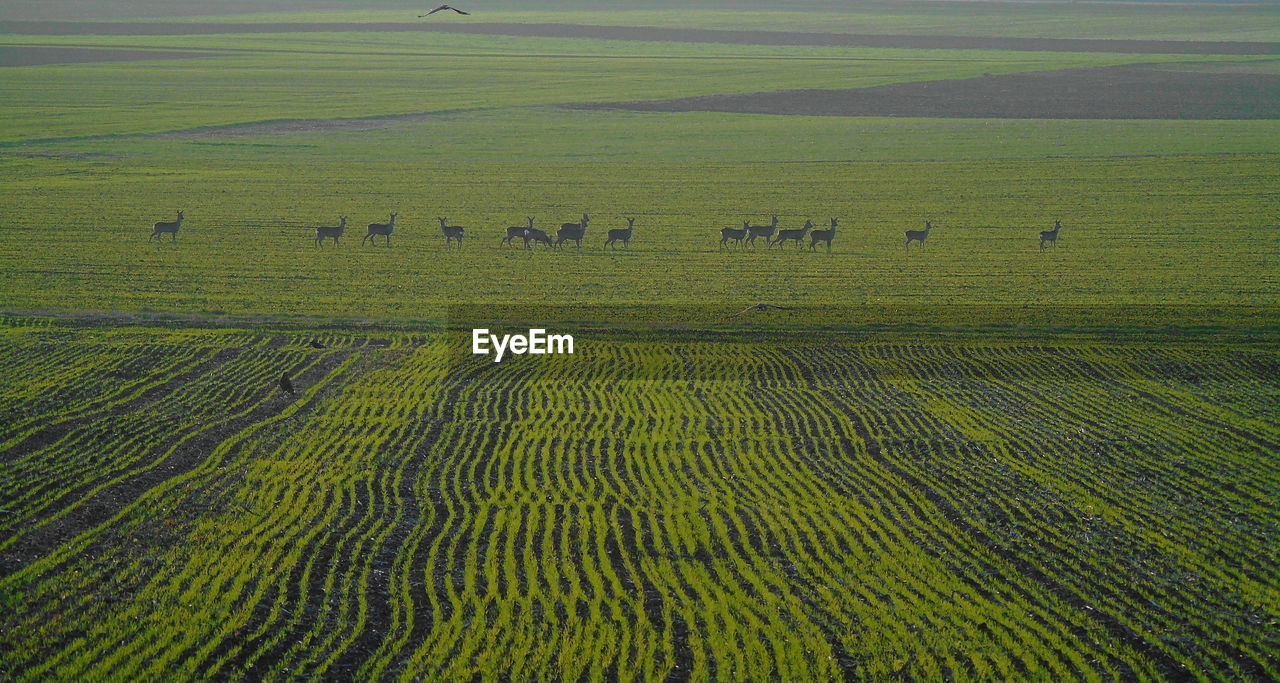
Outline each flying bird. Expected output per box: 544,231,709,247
279,372,295,396
308,340,326,349
729,303,794,319
421,4,469,16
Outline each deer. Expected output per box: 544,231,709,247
809,218,838,252
720,221,748,249
1039,220,1061,252
744,215,778,247
363,212,396,246
438,217,465,247
503,217,535,246
556,213,589,249
604,217,635,249
771,219,813,248
314,216,346,247
149,210,184,242
522,227,553,249
905,220,933,250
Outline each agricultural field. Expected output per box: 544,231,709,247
1,320,1277,679
0,0,1278,679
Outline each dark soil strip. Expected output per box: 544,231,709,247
373,359,493,674
0,45,228,67
0,347,357,577
573,65,1280,120
0,21,1276,55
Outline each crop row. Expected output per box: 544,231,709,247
1,323,1276,680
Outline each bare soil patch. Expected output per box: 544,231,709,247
1,21,1277,55
0,45,226,67
570,65,1280,120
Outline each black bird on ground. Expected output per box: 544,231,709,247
729,303,794,319
308,340,326,349
421,4,469,16
280,372,295,395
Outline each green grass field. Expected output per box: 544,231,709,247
1,1,1278,679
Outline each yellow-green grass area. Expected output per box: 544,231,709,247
0,30,1223,143
0,320,1275,679
163,3,1280,43
0,153,1275,330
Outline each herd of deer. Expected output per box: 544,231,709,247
719,217,840,251
148,211,1064,252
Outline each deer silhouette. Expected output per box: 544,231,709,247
604,217,635,249
314,216,346,247
720,221,748,249
522,227,553,249
745,215,778,247
809,218,837,252
149,210,184,242
438,217,465,247
905,221,932,250
503,217,534,246
556,213,589,249
1039,220,1061,252
363,213,396,246
771,219,813,248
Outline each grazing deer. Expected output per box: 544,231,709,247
314,216,346,247
905,221,932,250
556,213,589,249
745,215,778,247
503,217,535,246
438,217,465,247
363,212,396,246
149,210,184,242
522,227,552,249
720,221,748,249
604,217,635,249
809,218,837,252
771,219,813,248
1039,220,1061,252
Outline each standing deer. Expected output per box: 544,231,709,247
314,216,346,247
522,227,552,249
720,221,748,250
503,217,535,246
1039,220,1061,252
363,212,396,246
556,213,589,249
745,215,778,247
905,221,933,250
149,210,184,242
438,217,465,247
809,218,838,252
771,219,813,248
604,217,635,249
